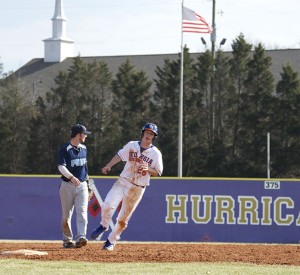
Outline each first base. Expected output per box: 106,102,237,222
1,249,48,256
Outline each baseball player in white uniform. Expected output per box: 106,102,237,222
90,123,163,251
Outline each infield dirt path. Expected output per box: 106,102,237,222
1,241,300,265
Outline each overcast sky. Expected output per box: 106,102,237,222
1,0,299,73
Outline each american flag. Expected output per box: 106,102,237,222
182,6,212,34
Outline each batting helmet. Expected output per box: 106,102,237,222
141,123,158,141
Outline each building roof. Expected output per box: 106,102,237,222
14,48,300,98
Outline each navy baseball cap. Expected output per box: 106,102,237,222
71,124,91,136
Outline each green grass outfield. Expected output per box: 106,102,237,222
1,259,300,275
1,241,300,274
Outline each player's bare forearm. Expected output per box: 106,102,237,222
148,167,159,177
102,154,122,174
143,165,158,177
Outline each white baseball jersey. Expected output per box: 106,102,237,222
117,141,163,186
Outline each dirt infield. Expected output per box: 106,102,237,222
1,241,300,265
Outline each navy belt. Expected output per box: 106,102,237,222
130,181,145,188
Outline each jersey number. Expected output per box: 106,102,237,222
137,167,147,176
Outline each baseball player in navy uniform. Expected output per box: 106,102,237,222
90,123,163,251
57,124,92,248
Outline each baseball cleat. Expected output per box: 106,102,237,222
90,225,108,239
63,241,75,248
102,239,115,251
75,237,87,248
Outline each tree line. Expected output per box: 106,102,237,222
1,34,300,178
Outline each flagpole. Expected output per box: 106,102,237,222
179,2,211,177
211,0,216,60
178,0,184,177
267,132,270,179
210,0,216,140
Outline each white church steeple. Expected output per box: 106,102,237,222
43,0,74,62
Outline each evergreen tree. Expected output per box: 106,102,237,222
26,97,55,173
226,34,252,175
190,50,214,176
27,57,114,174
0,60,3,78
271,64,300,177
182,47,206,176
206,50,232,176
82,60,113,174
0,74,32,172
47,70,71,166
238,43,275,177
153,54,181,176
111,59,152,144
194,50,214,147
2,36,300,178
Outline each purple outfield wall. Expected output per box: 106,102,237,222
0,175,299,243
